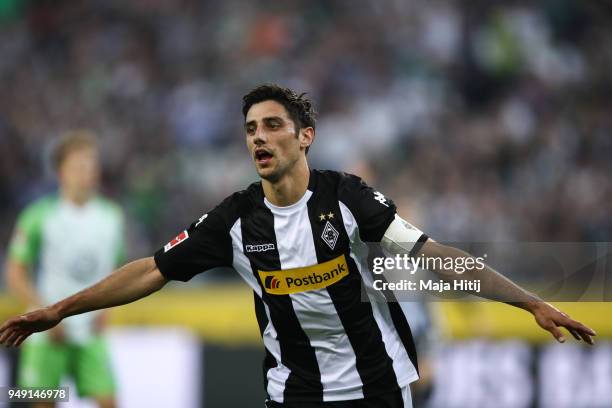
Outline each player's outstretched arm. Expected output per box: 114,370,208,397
381,215,596,345
0,257,167,347
419,240,596,345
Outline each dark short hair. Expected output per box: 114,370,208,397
242,84,316,153
52,130,98,170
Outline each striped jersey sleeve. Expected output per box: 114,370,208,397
337,173,397,242
154,197,235,282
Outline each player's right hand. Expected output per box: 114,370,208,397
0,307,62,347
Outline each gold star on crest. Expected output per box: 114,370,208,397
327,211,334,219
319,213,326,221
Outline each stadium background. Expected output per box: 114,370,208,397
0,0,611,407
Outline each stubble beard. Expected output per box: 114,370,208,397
258,154,300,184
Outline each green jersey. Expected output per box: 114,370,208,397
8,194,125,343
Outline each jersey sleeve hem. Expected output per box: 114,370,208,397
371,209,397,242
153,248,187,282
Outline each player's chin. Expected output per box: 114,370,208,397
256,165,280,182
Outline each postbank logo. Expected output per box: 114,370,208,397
264,276,281,290
258,254,349,295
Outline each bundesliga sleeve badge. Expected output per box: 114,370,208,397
164,230,189,252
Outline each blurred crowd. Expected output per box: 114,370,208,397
1,0,611,264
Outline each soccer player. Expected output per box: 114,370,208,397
0,85,595,407
5,132,124,408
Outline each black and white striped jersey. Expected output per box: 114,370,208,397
154,169,427,403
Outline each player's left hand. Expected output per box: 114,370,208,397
531,302,596,345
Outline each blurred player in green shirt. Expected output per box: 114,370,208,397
6,131,125,408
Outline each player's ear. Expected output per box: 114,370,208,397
299,127,315,151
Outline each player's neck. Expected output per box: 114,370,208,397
262,159,310,207
60,188,93,207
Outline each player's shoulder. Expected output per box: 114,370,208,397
229,180,262,207
208,180,264,222
309,169,349,184
18,194,60,223
311,169,368,192
318,169,395,212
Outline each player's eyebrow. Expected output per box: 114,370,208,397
264,116,284,122
244,116,286,129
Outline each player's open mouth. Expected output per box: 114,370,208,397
255,149,273,165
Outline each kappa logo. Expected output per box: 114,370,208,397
264,276,281,290
373,191,389,207
195,213,208,227
246,243,276,253
258,254,349,295
164,230,189,252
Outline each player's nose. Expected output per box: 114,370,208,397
253,128,268,145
